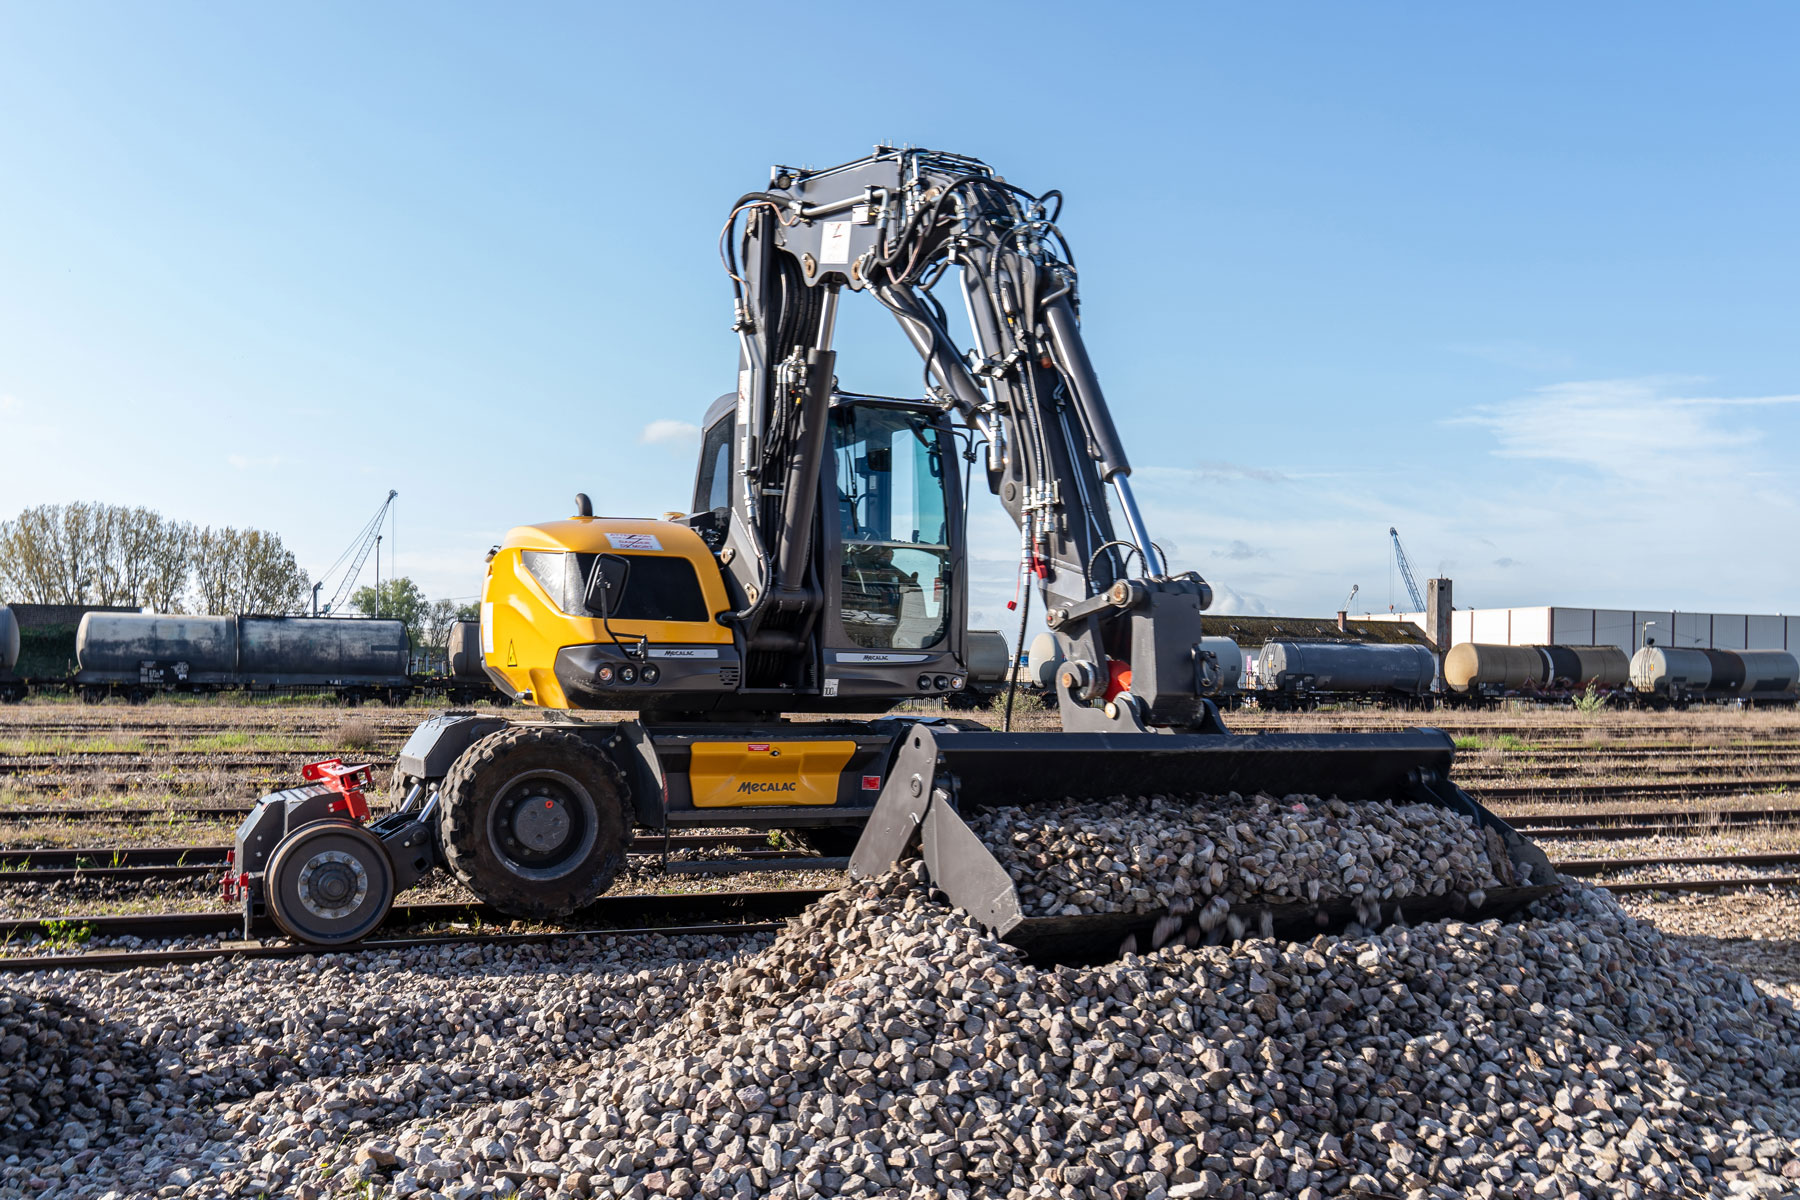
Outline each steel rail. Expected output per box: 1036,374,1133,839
0,921,787,974
0,851,849,886
1553,851,1800,876
0,886,832,945
0,833,808,874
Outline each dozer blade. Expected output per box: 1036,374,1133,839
849,724,1559,962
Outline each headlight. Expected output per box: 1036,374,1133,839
917,674,933,690
639,663,661,685
950,675,966,690
596,665,615,684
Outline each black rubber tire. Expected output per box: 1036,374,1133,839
438,726,630,920
265,820,395,945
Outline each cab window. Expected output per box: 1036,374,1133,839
832,406,951,650
693,418,734,513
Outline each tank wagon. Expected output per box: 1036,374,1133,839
75,613,414,705
443,620,516,707
1257,641,1438,710
0,606,21,703
1444,643,1630,705
940,630,1014,709
1629,645,1800,708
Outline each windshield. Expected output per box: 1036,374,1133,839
832,405,951,650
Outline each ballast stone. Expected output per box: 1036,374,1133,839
302,860,1800,1200
967,793,1506,918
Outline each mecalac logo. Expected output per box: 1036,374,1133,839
737,781,797,794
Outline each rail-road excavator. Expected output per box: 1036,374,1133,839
228,147,1557,953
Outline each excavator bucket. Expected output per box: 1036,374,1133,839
849,724,1559,962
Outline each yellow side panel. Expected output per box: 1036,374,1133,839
689,741,857,807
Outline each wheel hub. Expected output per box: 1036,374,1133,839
512,793,572,853
296,850,369,920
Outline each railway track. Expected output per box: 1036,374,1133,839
1471,778,1797,803
0,832,800,878
0,887,828,973
4,847,1796,887
6,868,1795,975
7,776,1796,823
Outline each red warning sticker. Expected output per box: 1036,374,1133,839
747,743,771,752
861,775,882,790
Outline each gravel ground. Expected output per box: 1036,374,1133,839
3,868,1796,1198
1620,887,1800,996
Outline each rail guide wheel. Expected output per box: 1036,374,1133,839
439,726,630,920
264,820,395,945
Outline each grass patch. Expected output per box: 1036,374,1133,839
1452,733,1538,754
185,732,336,753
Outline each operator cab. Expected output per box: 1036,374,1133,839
692,390,969,708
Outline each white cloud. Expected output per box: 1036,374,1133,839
1455,378,1800,480
641,419,701,447
1207,582,1273,616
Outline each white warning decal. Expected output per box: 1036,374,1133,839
606,533,663,551
820,221,853,264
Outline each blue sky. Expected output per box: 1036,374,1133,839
2,3,1796,628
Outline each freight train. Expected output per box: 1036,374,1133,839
0,605,1007,708
1444,641,1799,708
1026,633,1440,710
0,604,509,705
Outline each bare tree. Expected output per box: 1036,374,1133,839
191,525,310,614
1,504,305,615
143,519,194,612
423,597,463,652
236,529,310,613
0,506,67,603
190,526,241,614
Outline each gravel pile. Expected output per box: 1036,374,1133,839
6,932,751,1196
967,794,1511,920
0,987,147,1156
251,863,1800,1200
14,859,1800,1198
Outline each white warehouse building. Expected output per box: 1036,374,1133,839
1364,606,1800,655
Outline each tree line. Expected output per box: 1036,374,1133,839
0,502,310,614
0,503,476,650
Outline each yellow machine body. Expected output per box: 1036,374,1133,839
480,516,732,709
687,740,859,807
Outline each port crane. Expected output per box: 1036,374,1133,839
1389,526,1426,613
